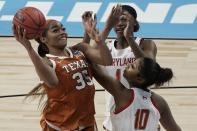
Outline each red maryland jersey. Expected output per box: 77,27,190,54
41,48,95,130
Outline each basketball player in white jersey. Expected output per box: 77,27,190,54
93,56,181,131
97,5,157,130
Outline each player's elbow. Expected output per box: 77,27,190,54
166,125,182,131
174,126,182,131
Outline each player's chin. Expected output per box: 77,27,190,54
58,41,67,48
59,39,67,44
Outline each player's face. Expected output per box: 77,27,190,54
114,11,136,37
123,58,142,83
45,21,68,48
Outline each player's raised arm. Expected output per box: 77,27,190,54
92,64,130,104
101,4,122,42
139,39,157,60
123,12,157,60
82,5,122,47
13,25,58,87
122,13,146,59
152,93,182,131
81,11,92,44
72,13,112,66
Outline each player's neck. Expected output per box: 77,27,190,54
115,37,129,49
48,46,70,57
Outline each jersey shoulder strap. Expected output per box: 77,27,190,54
106,39,116,50
135,37,143,45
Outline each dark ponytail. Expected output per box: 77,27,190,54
139,57,173,88
35,30,49,57
24,83,47,111
38,43,49,57
155,68,173,86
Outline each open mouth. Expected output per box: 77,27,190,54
115,28,124,33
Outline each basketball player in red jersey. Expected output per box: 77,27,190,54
92,5,157,130
13,12,112,130
93,57,182,131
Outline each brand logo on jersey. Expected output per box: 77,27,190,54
72,50,83,57
143,96,147,100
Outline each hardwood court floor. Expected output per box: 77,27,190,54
0,37,197,131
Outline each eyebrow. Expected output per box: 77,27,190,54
50,24,64,29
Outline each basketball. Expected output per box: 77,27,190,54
13,7,46,39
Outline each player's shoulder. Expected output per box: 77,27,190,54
106,39,116,48
151,92,168,114
135,37,143,44
70,48,83,55
106,39,115,44
67,47,86,59
139,38,155,46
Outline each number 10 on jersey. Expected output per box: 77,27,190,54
135,109,150,129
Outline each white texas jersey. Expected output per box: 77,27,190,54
110,88,160,131
103,38,142,130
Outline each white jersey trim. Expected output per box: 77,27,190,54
45,47,73,59
135,37,143,45
45,47,74,70
106,37,142,50
45,120,86,131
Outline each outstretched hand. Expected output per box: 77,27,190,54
123,14,135,40
12,25,32,50
106,4,122,29
82,11,93,34
82,12,101,43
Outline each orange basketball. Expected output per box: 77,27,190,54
13,7,46,39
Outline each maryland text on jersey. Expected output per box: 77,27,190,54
112,58,136,66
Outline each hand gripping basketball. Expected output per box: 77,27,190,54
13,7,46,39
